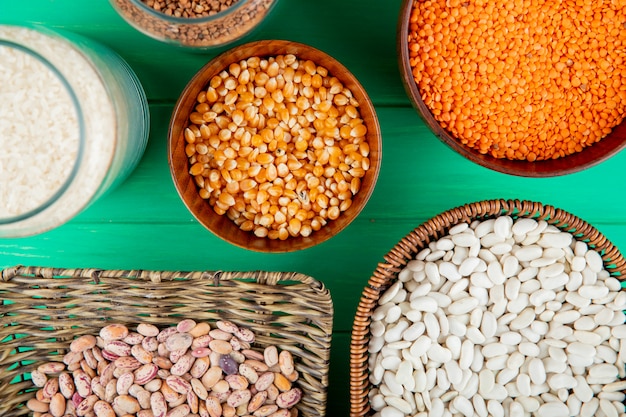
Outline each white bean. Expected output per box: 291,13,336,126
413,369,427,392
478,368,494,395
509,307,535,330
589,363,619,379
493,216,512,239
600,398,620,417
429,397,444,416
427,344,452,364
528,358,546,384
516,373,531,396
553,309,581,323
474,219,495,238
537,401,570,417
448,297,480,315
379,281,402,305
423,312,440,340
436,237,455,251
478,248,498,265
509,400,525,417
598,391,626,402
380,405,404,417
466,326,486,344
515,245,543,262
460,373,479,398
403,322,425,341
383,370,404,396
581,397,600,417
439,261,462,282
385,397,412,415
381,355,401,371
409,336,431,359
491,242,513,256
384,320,409,343
485,354,509,371
409,296,438,313
431,368,450,390
482,343,508,358
537,232,572,249
482,383,508,401
480,311,497,339
496,367,518,386
444,360,463,386
481,232,505,248
451,395,473,417
548,373,577,390
487,399,505,417
579,285,610,299
585,250,604,273
487,261,505,285
368,216,626,417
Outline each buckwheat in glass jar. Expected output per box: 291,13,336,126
368,216,626,417
108,0,278,48
0,25,149,237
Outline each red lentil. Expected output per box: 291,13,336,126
408,0,626,161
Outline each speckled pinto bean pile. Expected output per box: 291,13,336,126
26,319,301,417
368,216,626,417
408,0,626,161
185,54,370,240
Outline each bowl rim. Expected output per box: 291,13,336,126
118,0,250,24
168,39,382,252
397,0,626,177
348,198,626,416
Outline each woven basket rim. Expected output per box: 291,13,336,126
0,267,333,417
1,267,325,286
349,198,626,417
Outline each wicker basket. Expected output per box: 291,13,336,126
0,267,333,417
350,199,626,417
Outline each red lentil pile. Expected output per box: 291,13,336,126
408,0,626,161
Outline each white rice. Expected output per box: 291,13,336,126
0,40,80,218
0,25,117,235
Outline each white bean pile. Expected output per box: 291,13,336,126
368,216,626,417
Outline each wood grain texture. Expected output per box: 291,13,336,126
1,1,626,415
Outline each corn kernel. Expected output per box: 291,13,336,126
184,53,372,240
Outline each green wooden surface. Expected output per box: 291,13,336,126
1,1,625,415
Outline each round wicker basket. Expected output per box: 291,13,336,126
349,199,626,416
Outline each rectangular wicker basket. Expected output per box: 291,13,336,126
0,266,333,417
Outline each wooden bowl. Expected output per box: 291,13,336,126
398,0,626,177
168,40,381,252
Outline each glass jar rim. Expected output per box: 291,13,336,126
0,38,85,225
127,0,250,23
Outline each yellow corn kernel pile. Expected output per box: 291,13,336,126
185,54,370,239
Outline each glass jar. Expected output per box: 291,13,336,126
108,0,278,48
0,24,150,238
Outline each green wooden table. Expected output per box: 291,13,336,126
2,1,625,415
